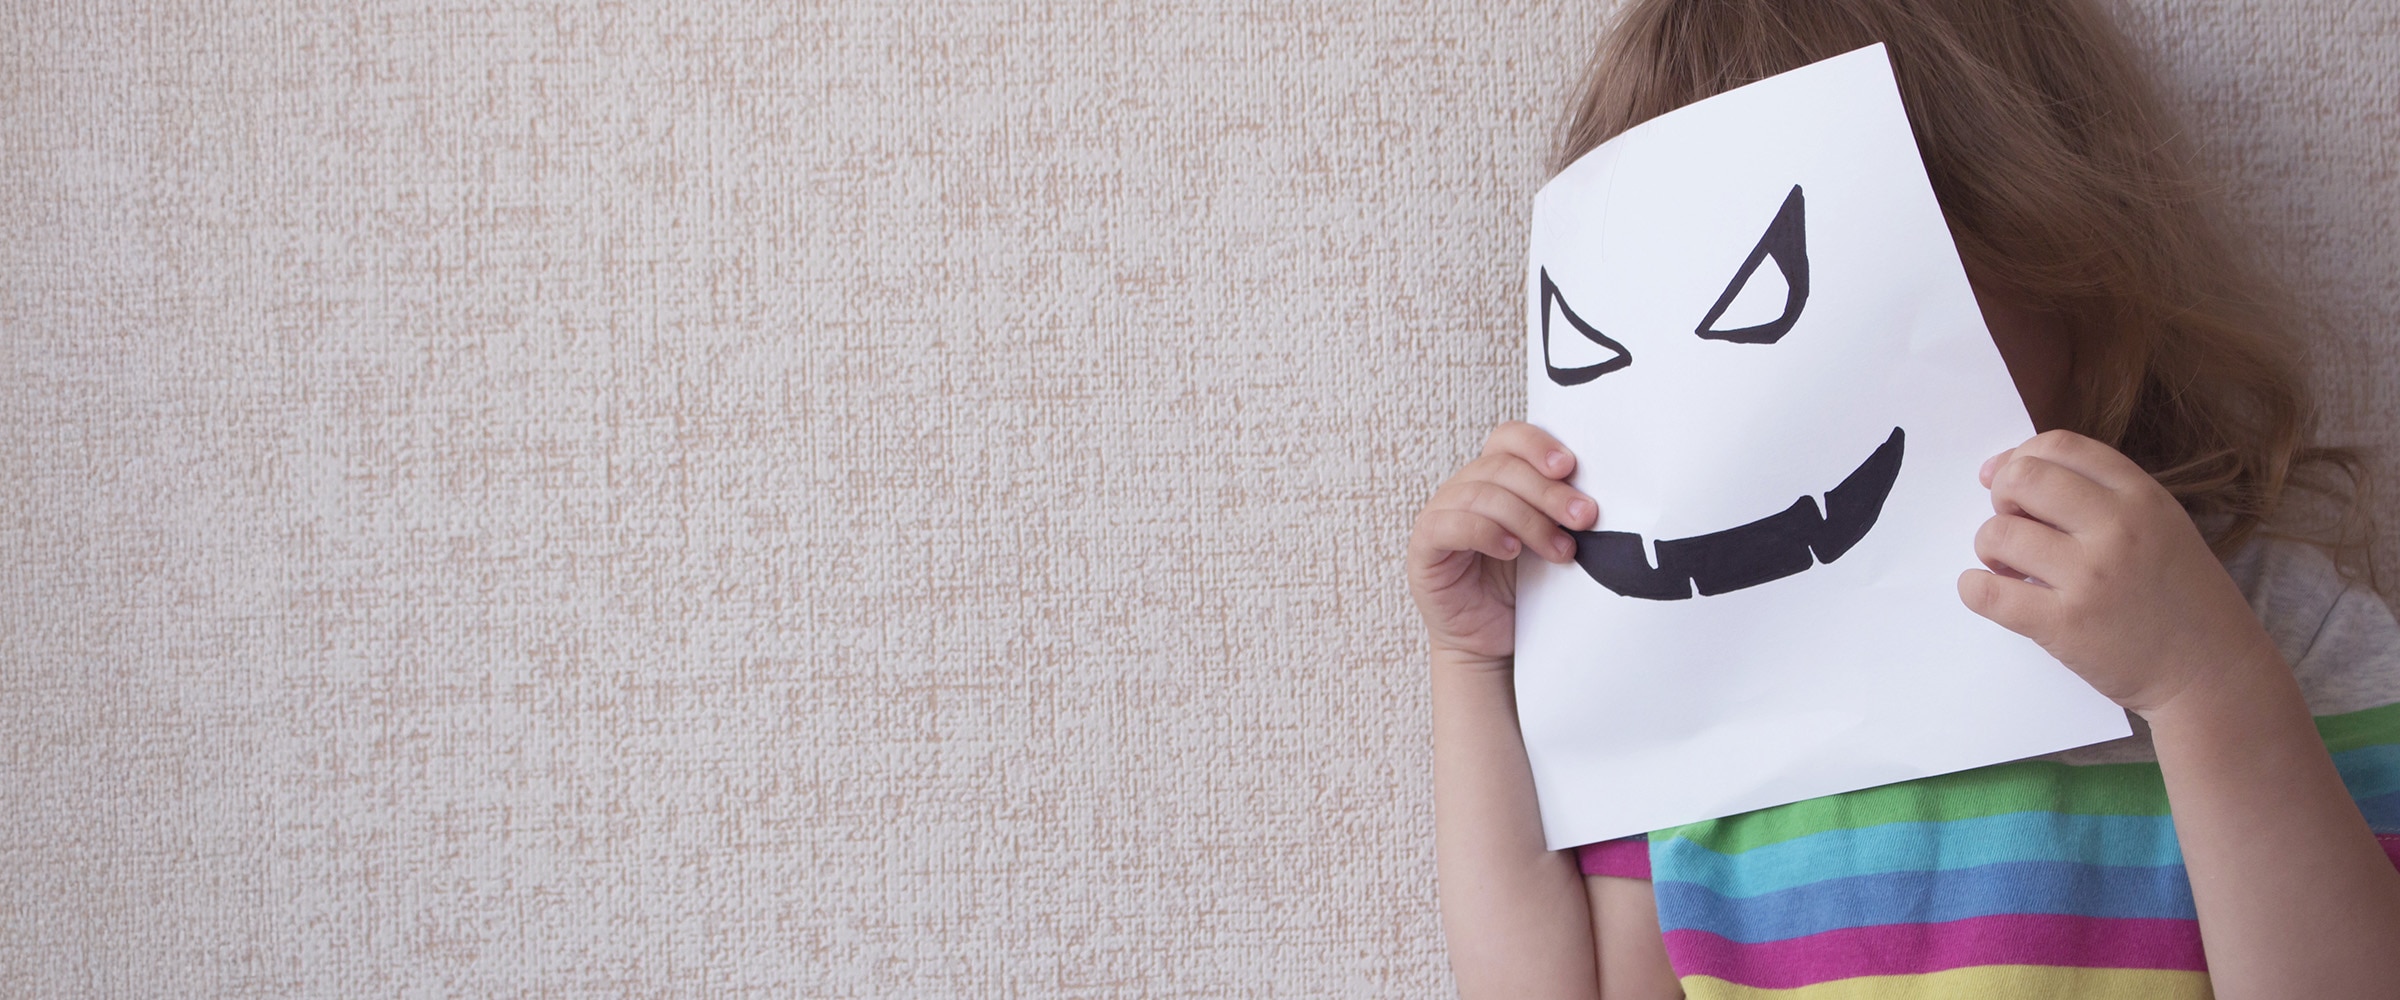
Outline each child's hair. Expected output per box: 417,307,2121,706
1557,0,2375,581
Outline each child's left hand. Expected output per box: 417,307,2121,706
1958,429,2276,717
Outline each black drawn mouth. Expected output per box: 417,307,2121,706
1571,427,1905,600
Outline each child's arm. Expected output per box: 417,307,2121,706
1963,430,2400,998
1432,654,1602,997
1410,422,1606,997
2145,653,2400,999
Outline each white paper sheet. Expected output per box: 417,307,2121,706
1515,44,2131,850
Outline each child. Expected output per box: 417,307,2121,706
1406,1,2400,997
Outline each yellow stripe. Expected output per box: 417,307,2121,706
1680,965,2213,1000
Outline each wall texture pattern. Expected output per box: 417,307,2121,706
4,1,2394,995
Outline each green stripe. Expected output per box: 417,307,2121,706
1655,702,2400,855
2317,701,2400,755
1655,759,2170,855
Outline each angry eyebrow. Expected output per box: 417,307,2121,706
1695,184,1810,345
1539,267,1633,386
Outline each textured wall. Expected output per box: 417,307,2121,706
3,1,2393,996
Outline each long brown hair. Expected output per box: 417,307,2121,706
1557,0,2373,579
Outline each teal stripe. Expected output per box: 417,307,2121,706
1653,811,2184,899
2333,742,2400,802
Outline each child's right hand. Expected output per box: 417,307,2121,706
1407,421,1599,669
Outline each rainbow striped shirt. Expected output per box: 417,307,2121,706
1577,542,2400,997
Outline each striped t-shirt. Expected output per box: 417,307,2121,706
1575,539,2400,998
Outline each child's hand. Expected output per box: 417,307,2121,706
1957,430,2275,715
1408,422,1599,669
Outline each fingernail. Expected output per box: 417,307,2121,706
1979,451,2005,485
1500,536,1520,556
1567,499,1594,524
1554,536,1574,559
1546,451,1570,475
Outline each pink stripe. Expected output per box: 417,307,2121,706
1577,836,1651,879
1663,914,2205,988
2380,834,2400,869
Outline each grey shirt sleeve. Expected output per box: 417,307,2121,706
2230,538,2400,718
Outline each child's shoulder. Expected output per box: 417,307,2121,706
2223,536,2400,718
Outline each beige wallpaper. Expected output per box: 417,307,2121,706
4,1,2393,995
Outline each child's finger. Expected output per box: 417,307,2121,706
1957,567,2059,640
1411,507,1525,564
1999,429,2152,495
1446,479,1575,563
1987,452,2114,530
1481,421,1577,480
1460,453,1598,531
1973,513,2078,584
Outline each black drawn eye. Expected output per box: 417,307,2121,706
1541,268,1632,386
1695,185,1809,344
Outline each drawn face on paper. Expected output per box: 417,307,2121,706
1538,186,1903,600
1525,47,2017,604
1510,47,2122,854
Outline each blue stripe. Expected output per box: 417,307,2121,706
1652,860,2195,941
2357,789,2400,831
2333,743,2400,801
1653,811,2184,898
